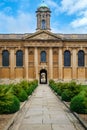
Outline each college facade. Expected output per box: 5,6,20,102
0,4,87,84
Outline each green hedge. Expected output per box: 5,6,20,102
0,91,20,114
19,80,38,96
0,80,38,114
12,84,28,102
70,90,87,114
49,79,87,114
61,82,81,102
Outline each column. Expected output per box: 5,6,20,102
59,48,63,80
0,51,2,67
34,47,38,80
25,48,28,80
85,52,87,67
72,48,77,79
85,52,87,80
49,47,53,79
10,49,15,79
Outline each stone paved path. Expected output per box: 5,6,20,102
10,85,85,130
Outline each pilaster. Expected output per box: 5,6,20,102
34,47,38,80
49,47,53,79
59,48,63,80
10,49,15,79
72,48,77,79
25,48,28,80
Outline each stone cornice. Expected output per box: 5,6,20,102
0,38,87,42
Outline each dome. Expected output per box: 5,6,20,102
39,1,48,8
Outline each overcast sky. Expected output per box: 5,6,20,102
0,0,87,34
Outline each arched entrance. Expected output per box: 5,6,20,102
40,69,47,84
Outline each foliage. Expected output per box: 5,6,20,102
0,79,38,114
49,79,87,113
20,80,38,95
0,90,20,114
70,92,87,114
12,84,28,102
61,82,81,102
62,89,73,102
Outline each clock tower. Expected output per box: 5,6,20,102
36,1,51,31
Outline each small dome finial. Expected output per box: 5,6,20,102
39,0,48,8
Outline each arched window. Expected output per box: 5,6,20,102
41,51,46,62
42,20,46,29
78,50,84,66
64,50,71,66
16,50,23,67
2,50,9,66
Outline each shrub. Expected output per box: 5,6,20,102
70,93,87,114
12,84,28,102
20,80,38,96
57,82,68,95
61,82,81,102
68,82,81,95
0,93,20,114
62,89,73,101
49,80,55,90
20,80,29,95
0,80,38,114
28,80,38,95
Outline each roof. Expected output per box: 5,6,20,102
0,33,32,40
0,32,87,41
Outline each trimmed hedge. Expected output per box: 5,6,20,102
61,83,81,102
70,90,87,114
19,80,38,96
12,84,28,102
49,79,87,114
0,80,38,114
0,92,20,114
70,94,87,114
62,89,73,102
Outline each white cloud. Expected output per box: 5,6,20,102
70,7,87,29
0,11,36,33
46,0,59,9
71,17,87,28
58,0,87,31
60,0,87,15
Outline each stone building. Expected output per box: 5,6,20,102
0,3,87,84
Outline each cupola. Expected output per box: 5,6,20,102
36,1,51,31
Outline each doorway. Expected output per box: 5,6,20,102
40,69,47,84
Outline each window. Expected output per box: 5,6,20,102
78,50,84,66
42,20,46,29
64,50,71,66
16,50,23,67
2,50,9,66
41,51,46,62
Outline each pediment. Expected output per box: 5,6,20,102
24,30,62,40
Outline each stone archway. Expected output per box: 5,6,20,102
40,69,47,84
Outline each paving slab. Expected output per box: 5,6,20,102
10,85,85,130
19,124,52,130
52,124,76,130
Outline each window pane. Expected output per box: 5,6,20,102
42,20,46,29
41,51,46,62
78,50,84,66
2,50,9,66
16,50,23,66
64,50,71,66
